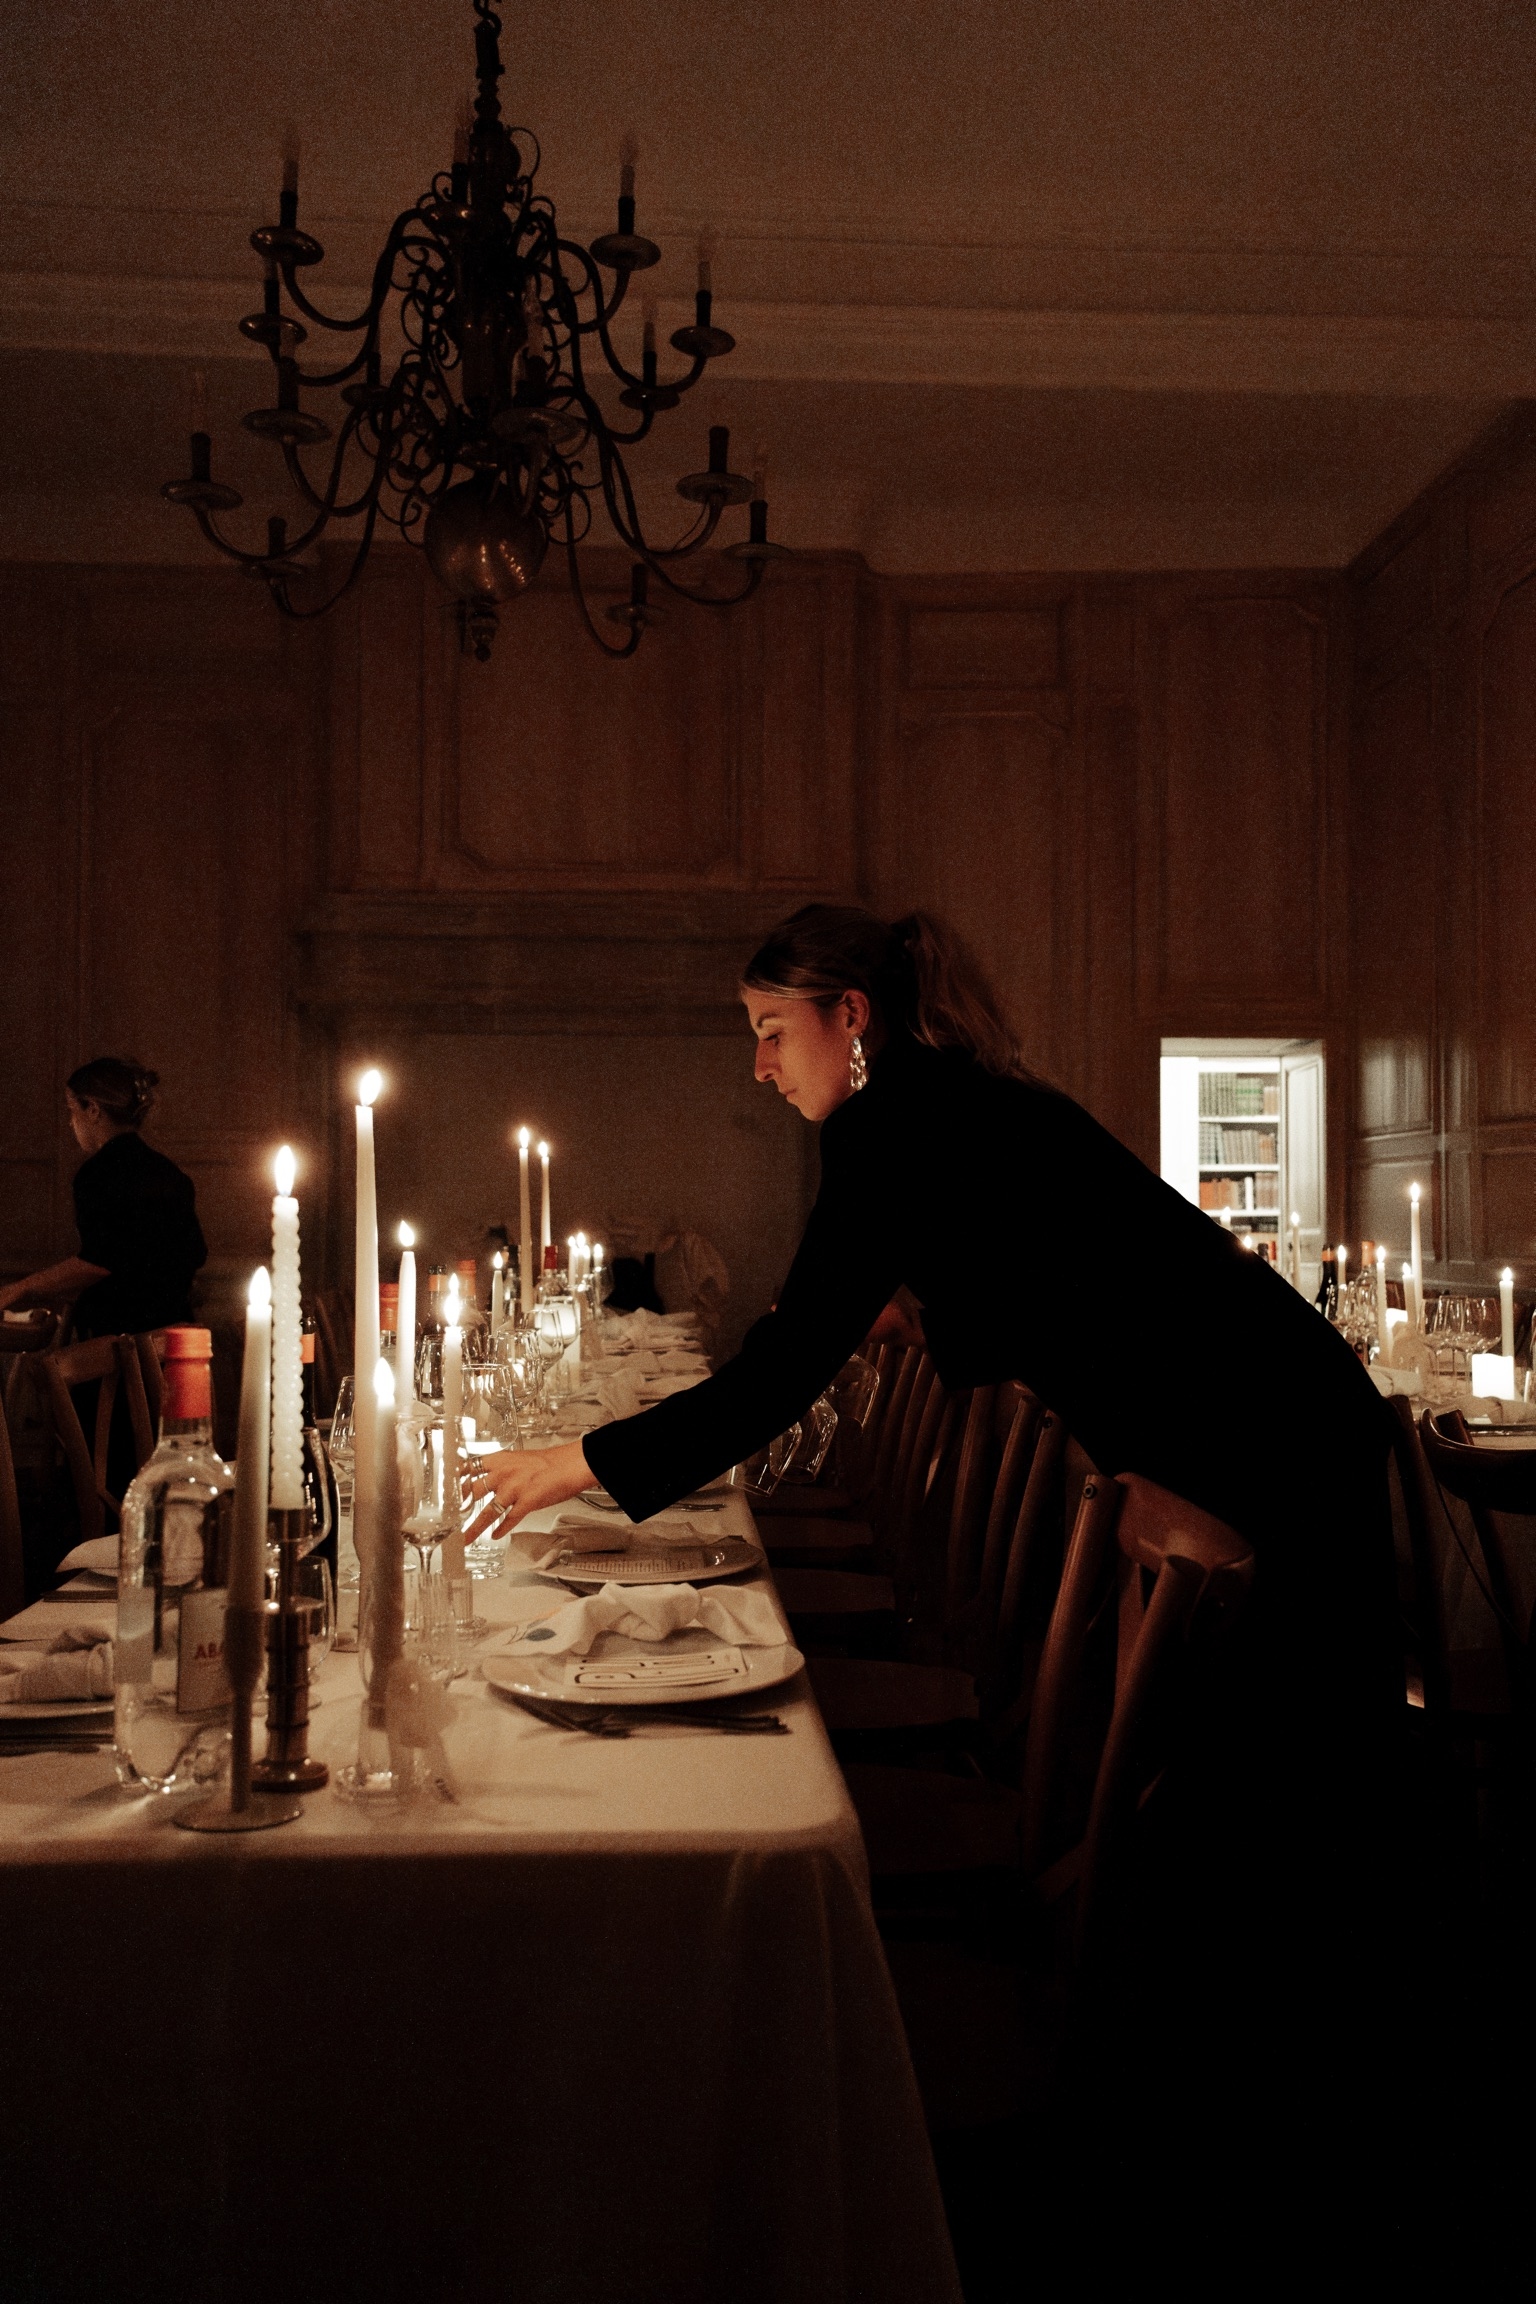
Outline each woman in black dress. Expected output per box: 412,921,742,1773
481,906,1396,1723
0,1057,207,1337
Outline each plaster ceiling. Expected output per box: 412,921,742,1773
3,0,1533,571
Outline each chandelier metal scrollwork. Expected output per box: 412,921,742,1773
162,0,790,658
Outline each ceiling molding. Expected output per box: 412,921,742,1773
7,270,1536,398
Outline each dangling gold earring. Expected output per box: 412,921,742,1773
848,1034,868,1093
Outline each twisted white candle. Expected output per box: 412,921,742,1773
231,1267,271,1612
270,1146,304,1511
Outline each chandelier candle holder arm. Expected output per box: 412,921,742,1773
161,0,786,659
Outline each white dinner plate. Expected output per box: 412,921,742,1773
537,1534,763,1584
482,1631,804,1708
0,1698,114,1724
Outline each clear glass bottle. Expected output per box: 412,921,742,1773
114,1326,235,1793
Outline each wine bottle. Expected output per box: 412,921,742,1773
114,1327,234,1793
1314,1245,1338,1321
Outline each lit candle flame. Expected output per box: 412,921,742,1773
274,1145,297,1197
398,1220,415,1248
358,1068,383,1108
517,1126,531,1150
538,1140,550,1158
373,1356,395,1409
1502,1266,1514,1284
1409,1181,1421,1206
446,1274,461,1327
1376,1245,1386,1267
248,1266,272,1311
492,1249,503,1271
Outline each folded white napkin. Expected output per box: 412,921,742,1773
1368,1365,1424,1398
589,1368,643,1419
656,1351,707,1374
642,1373,702,1399
489,1580,784,1659
57,1536,118,1577
0,1634,114,1703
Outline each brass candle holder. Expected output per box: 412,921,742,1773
252,1505,330,1795
175,1601,302,1833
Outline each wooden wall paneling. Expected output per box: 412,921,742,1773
1080,583,1147,1159
1137,582,1332,1028
326,550,428,892
442,553,741,889
757,557,861,894
1473,562,1536,1125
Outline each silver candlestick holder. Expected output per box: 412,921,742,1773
174,1600,303,1833
252,1505,330,1795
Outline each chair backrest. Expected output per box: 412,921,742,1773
1019,1467,1254,1971
0,1394,23,1621
1419,1408,1536,1692
868,1345,923,1504
0,1310,65,1414
40,1335,156,1546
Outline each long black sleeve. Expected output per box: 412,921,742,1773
582,1096,907,1521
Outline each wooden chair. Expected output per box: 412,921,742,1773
765,1349,940,1573
844,1466,1254,1977
1419,1407,1536,1725
808,1388,1053,1743
39,1336,157,1548
775,1356,951,1645
0,1391,24,1622
0,1309,65,1412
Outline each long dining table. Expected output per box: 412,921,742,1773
0,1473,963,2304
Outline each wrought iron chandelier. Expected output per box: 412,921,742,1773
162,0,789,658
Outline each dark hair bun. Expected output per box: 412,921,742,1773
66,1056,159,1129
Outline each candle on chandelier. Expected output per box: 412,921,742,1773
269,1146,305,1512
517,1128,534,1316
231,1267,272,1614
396,1222,417,1408
1375,1244,1391,1362
1501,1267,1516,1361
280,123,300,227
619,132,637,201
697,229,714,297
539,1140,552,1253
1408,1184,1424,1330
354,1069,384,1580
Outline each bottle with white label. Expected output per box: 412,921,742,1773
114,1326,235,1792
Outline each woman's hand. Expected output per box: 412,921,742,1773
468,1441,594,1534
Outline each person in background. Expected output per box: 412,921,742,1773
0,1058,207,1337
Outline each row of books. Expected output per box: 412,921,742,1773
1200,1176,1281,1213
1198,1074,1279,1118
1199,1125,1278,1164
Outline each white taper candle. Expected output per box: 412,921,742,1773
395,1221,417,1407
231,1267,271,1612
270,1146,304,1511
353,1070,383,1578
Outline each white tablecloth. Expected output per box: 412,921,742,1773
0,1494,961,2304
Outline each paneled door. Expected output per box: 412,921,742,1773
1281,1045,1326,1301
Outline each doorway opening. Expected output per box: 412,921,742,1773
1159,1037,1325,1294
